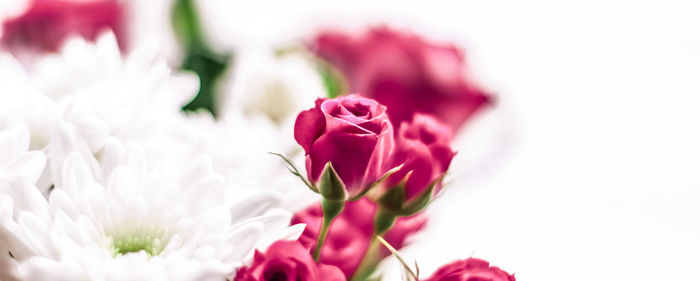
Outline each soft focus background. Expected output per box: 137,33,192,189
4,0,700,280
198,1,700,280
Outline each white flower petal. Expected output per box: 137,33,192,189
19,257,85,281
228,191,283,223
2,151,46,184
222,222,263,262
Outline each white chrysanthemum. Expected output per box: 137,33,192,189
0,33,199,193
156,111,316,211
30,33,198,150
0,122,46,281
221,47,324,125
2,31,316,211
0,32,197,152
0,123,302,281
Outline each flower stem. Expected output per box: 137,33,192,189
313,218,331,261
350,209,398,281
350,235,380,281
313,198,344,262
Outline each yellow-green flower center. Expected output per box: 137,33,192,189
110,233,166,257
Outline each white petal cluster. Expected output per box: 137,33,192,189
1,125,300,281
0,33,312,280
0,33,199,195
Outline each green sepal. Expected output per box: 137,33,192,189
321,197,345,223
348,163,404,201
377,173,445,217
395,174,444,216
377,184,406,214
373,209,398,235
269,152,317,193
396,185,434,216
319,162,347,201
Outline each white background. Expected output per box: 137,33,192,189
203,0,700,280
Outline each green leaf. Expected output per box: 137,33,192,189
180,50,230,115
315,59,348,98
172,0,231,116
171,0,203,50
319,162,347,201
269,152,317,193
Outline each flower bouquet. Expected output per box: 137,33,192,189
0,1,514,280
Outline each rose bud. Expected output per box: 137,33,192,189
423,258,516,281
374,114,455,220
294,94,395,200
310,27,491,134
1,0,127,54
234,240,346,281
292,198,427,279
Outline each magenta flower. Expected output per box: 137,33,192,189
294,95,395,198
423,258,516,281
311,27,491,133
384,114,456,202
1,0,127,53
234,240,346,281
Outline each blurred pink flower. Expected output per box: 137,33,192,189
311,27,491,134
423,258,515,281
292,198,427,278
234,240,346,281
1,0,127,53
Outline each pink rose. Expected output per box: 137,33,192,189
311,27,491,133
423,258,516,281
292,198,427,278
294,95,394,198
234,240,346,281
383,114,455,203
1,0,127,53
